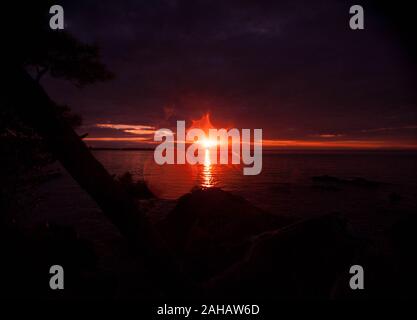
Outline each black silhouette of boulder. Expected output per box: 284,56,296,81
205,213,360,299
158,188,293,280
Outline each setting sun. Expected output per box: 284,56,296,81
201,138,217,149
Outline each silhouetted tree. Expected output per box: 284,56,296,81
2,0,185,297
27,31,114,86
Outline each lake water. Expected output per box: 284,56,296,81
30,150,417,239
92,150,417,232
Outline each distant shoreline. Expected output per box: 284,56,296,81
88,147,417,154
89,147,155,151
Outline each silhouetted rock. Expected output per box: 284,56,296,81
158,188,293,280
116,172,154,199
312,175,381,188
312,175,343,184
333,214,417,299
205,213,361,299
0,222,115,299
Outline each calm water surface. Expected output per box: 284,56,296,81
30,150,417,238
94,150,417,221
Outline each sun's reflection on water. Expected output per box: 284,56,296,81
201,148,214,188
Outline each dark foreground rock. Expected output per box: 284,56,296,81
158,188,294,280
0,223,116,299
205,213,361,299
386,214,417,297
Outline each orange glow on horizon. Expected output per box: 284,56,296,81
84,136,417,150
85,114,417,150
84,137,152,142
261,139,417,149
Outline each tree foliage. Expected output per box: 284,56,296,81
1,0,113,222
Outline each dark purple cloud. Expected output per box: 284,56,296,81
44,0,417,147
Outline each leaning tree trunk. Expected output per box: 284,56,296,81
5,66,187,296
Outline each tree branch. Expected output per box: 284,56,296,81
6,66,189,296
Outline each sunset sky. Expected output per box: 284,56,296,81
44,0,416,149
